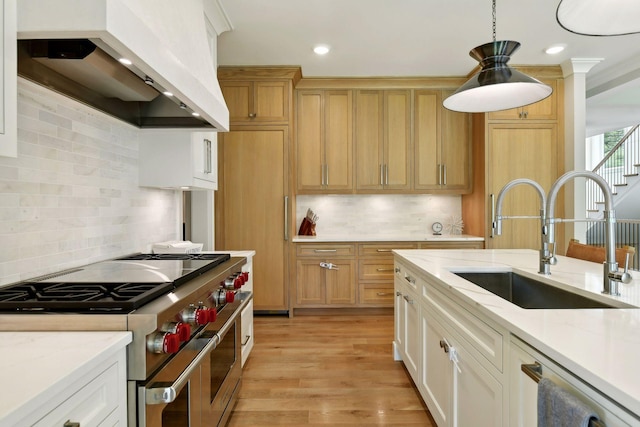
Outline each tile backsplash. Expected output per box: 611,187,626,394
296,194,463,238
0,79,179,286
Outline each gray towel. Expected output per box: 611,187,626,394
538,377,600,427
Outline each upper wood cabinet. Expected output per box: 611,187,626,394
296,90,353,192
218,67,302,126
487,79,558,121
355,90,411,191
414,90,471,192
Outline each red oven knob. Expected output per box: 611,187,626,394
233,276,244,289
242,271,249,282
226,291,235,303
161,321,191,342
207,307,218,323
147,332,180,354
194,307,210,325
175,322,191,341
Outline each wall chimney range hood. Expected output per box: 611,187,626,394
17,0,230,131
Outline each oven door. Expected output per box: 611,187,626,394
138,329,218,427
202,311,241,427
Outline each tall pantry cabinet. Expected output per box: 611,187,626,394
216,67,301,312
462,69,565,251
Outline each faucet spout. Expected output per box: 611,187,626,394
545,170,628,295
493,178,551,274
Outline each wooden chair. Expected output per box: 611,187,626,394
565,238,635,269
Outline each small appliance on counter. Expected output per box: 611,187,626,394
152,240,203,254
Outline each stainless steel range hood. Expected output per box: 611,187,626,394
17,0,230,130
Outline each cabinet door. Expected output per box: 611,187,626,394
420,309,452,427
488,124,558,249
324,90,353,191
355,90,384,190
414,91,440,190
218,128,289,310
440,91,471,192
325,259,356,304
394,279,405,358
403,287,420,381
296,259,326,305
488,80,557,121
220,81,252,122
296,91,324,190
384,90,411,190
0,0,16,158
453,337,503,427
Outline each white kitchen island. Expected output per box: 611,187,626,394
394,249,640,426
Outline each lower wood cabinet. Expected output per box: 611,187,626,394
293,241,483,312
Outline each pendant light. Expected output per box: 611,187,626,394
443,0,553,113
557,0,640,36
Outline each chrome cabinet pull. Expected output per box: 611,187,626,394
64,421,80,427
394,267,400,273
385,164,389,185
242,335,251,346
321,164,325,186
404,274,415,284
380,164,384,186
376,292,392,296
284,196,289,241
402,295,414,304
320,261,339,270
325,164,329,186
442,164,447,186
376,268,394,272
314,249,337,253
396,291,402,296
439,339,450,353
376,249,392,252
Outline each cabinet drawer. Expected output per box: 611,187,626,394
359,243,419,256
34,361,119,426
359,259,395,280
359,283,394,305
422,281,503,371
297,244,355,257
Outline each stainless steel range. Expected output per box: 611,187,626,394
0,253,251,427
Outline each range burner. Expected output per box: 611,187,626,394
0,281,174,312
117,253,230,261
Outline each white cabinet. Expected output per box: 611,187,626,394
394,266,420,383
420,288,503,427
394,260,505,427
509,337,636,427
0,0,17,158
139,130,218,190
240,255,254,367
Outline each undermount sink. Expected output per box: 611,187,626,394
453,272,616,309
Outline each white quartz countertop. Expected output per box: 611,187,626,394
393,249,640,417
293,234,484,243
0,331,132,426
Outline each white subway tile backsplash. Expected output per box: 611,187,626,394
0,79,179,286
296,194,463,238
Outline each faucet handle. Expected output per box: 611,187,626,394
609,253,633,285
548,242,558,266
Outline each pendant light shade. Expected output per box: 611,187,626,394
557,0,640,36
443,41,553,113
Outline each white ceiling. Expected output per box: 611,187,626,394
216,0,640,137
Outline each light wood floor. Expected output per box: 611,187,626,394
226,312,435,426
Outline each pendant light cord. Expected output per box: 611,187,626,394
492,0,497,42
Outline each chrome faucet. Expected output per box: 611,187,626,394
493,178,552,275
545,170,631,295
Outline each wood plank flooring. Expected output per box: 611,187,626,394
226,312,435,426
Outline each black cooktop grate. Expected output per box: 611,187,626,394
0,282,175,313
116,253,231,261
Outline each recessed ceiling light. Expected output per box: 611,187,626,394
545,44,566,55
191,112,200,117
119,58,133,65
313,45,330,55
163,91,174,97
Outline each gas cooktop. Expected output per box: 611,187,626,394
0,253,231,313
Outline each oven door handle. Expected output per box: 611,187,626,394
144,334,220,405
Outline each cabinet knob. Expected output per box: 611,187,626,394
248,113,257,118
64,421,80,427
439,339,450,353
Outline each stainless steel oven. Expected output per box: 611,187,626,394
0,253,251,427
139,293,243,427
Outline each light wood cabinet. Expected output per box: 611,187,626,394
296,90,353,192
462,71,564,251
414,90,471,192
216,127,290,312
220,80,289,124
488,79,558,121
0,0,17,158
295,244,357,306
355,90,411,191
